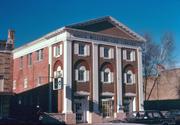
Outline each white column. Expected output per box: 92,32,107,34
137,47,144,111
92,43,99,113
63,40,73,113
48,46,52,82
116,46,123,112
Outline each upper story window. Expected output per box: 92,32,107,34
0,76,4,92
101,68,113,84
24,78,28,89
124,70,135,85
28,53,32,66
100,47,114,59
36,49,43,61
75,66,89,82
123,49,136,61
79,44,85,55
19,56,23,69
13,80,16,90
74,43,90,56
54,44,62,57
54,66,63,78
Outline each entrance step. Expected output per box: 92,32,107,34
40,113,65,125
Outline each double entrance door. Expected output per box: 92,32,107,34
74,98,88,123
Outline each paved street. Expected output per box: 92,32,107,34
78,123,145,125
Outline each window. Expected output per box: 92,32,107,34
123,49,136,61
54,44,62,57
75,66,89,82
127,51,131,60
0,76,4,92
100,47,114,59
19,56,23,69
104,48,110,58
13,80,16,90
36,49,43,61
101,98,114,117
54,66,63,78
101,68,113,83
124,70,135,84
74,43,90,56
79,44,85,55
28,53,32,66
24,78,28,88
37,77,42,86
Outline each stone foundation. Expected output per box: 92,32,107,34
91,112,103,123
65,113,76,124
115,112,126,121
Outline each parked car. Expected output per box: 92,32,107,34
125,110,175,125
165,110,180,124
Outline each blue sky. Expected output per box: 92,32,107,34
0,0,180,65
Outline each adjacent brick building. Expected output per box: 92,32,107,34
146,68,180,100
0,30,14,117
12,16,145,124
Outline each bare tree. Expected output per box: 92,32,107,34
142,32,174,100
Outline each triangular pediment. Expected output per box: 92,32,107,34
66,16,145,42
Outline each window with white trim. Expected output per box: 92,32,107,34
13,80,16,90
75,66,89,82
28,53,32,66
0,76,4,92
124,70,135,84
123,49,135,61
100,47,114,59
101,68,113,83
74,43,90,56
36,49,43,61
37,77,42,86
54,44,62,57
19,56,23,69
24,78,28,89
54,66,63,78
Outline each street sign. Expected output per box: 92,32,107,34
53,77,63,90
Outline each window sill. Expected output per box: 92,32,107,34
125,83,135,85
78,54,87,57
76,80,88,83
102,82,112,84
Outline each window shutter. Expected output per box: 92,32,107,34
54,47,56,57
133,74,136,84
124,73,127,83
123,50,127,60
75,69,78,81
133,51,136,61
110,72,114,83
86,70,89,82
111,48,114,59
60,44,62,55
101,71,104,82
85,45,90,56
100,47,104,58
74,43,79,55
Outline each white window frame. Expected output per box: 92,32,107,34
54,44,62,57
0,78,4,92
13,80,16,90
123,49,136,62
124,70,135,85
24,78,28,89
101,68,113,84
100,47,114,59
28,53,32,66
36,49,43,61
75,66,89,82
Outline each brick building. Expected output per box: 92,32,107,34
0,30,14,117
12,16,145,124
146,68,180,100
